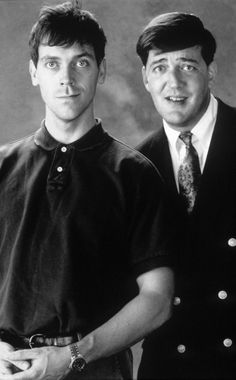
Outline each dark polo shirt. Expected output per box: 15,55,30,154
0,122,172,337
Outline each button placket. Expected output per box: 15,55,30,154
47,145,72,191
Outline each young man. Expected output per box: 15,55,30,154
136,12,236,379
0,2,174,380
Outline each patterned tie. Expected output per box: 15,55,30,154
178,132,201,213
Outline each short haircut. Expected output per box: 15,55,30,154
136,12,216,66
29,1,107,66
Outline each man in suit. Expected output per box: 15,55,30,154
136,12,236,379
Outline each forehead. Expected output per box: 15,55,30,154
38,42,96,60
147,45,203,63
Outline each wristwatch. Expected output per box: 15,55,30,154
69,343,87,372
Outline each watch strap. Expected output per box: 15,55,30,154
69,343,87,372
69,343,81,360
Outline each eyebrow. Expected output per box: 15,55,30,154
178,57,199,64
40,52,95,62
150,56,199,66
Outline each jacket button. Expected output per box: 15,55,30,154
177,344,186,353
218,290,227,300
173,297,181,306
223,338,232,347
228,238,236,247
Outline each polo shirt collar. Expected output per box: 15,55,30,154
34,119,108,151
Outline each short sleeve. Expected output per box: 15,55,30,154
127,160,176,277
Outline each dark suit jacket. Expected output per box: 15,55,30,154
137,99,236,379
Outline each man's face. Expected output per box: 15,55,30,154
142,45,216,131
30,42,105,125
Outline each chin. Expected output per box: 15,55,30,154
58,113,80,122
165,116,187,127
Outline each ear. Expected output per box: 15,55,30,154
208,61,217,86
142,66,150,92
98,58,106,84
29,60,39,87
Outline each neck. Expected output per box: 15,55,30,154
44,113,96,144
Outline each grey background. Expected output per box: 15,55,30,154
0,0,236,378
0,0,236,147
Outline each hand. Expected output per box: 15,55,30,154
1,345,71,380
0,341,30,375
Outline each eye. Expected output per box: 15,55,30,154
181,64,197,72
76,59,89,68
45,61,58,69
153,65,166,73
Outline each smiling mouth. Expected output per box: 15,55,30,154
166,96,187,103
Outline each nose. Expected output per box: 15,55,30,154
60,66,75,86
167,68,183,88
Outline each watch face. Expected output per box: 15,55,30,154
71,356,86,372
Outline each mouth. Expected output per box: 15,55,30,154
165,96,188,104
56,94,80,102
57,94,79,98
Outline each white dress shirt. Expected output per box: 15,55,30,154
163,94,218,191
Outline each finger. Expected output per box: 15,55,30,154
5,349,34,361
11,361,30,371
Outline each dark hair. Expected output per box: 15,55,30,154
29,1,107,66
136,12,216,66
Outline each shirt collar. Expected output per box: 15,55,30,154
191,94,218,151
163,94,218,152
34,119,109,151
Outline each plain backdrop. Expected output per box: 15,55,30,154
0,0,236,378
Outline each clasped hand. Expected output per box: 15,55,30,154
0,341,71,380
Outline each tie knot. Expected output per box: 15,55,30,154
179,131,192,147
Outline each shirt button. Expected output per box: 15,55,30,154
228,238,236,247
57,166,63,172
218,290,227,300
173,297,181,306
177,344,186,353
223,338,232,348
61,146,67,153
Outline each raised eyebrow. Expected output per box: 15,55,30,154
150,58,168,66
178,57,199,64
